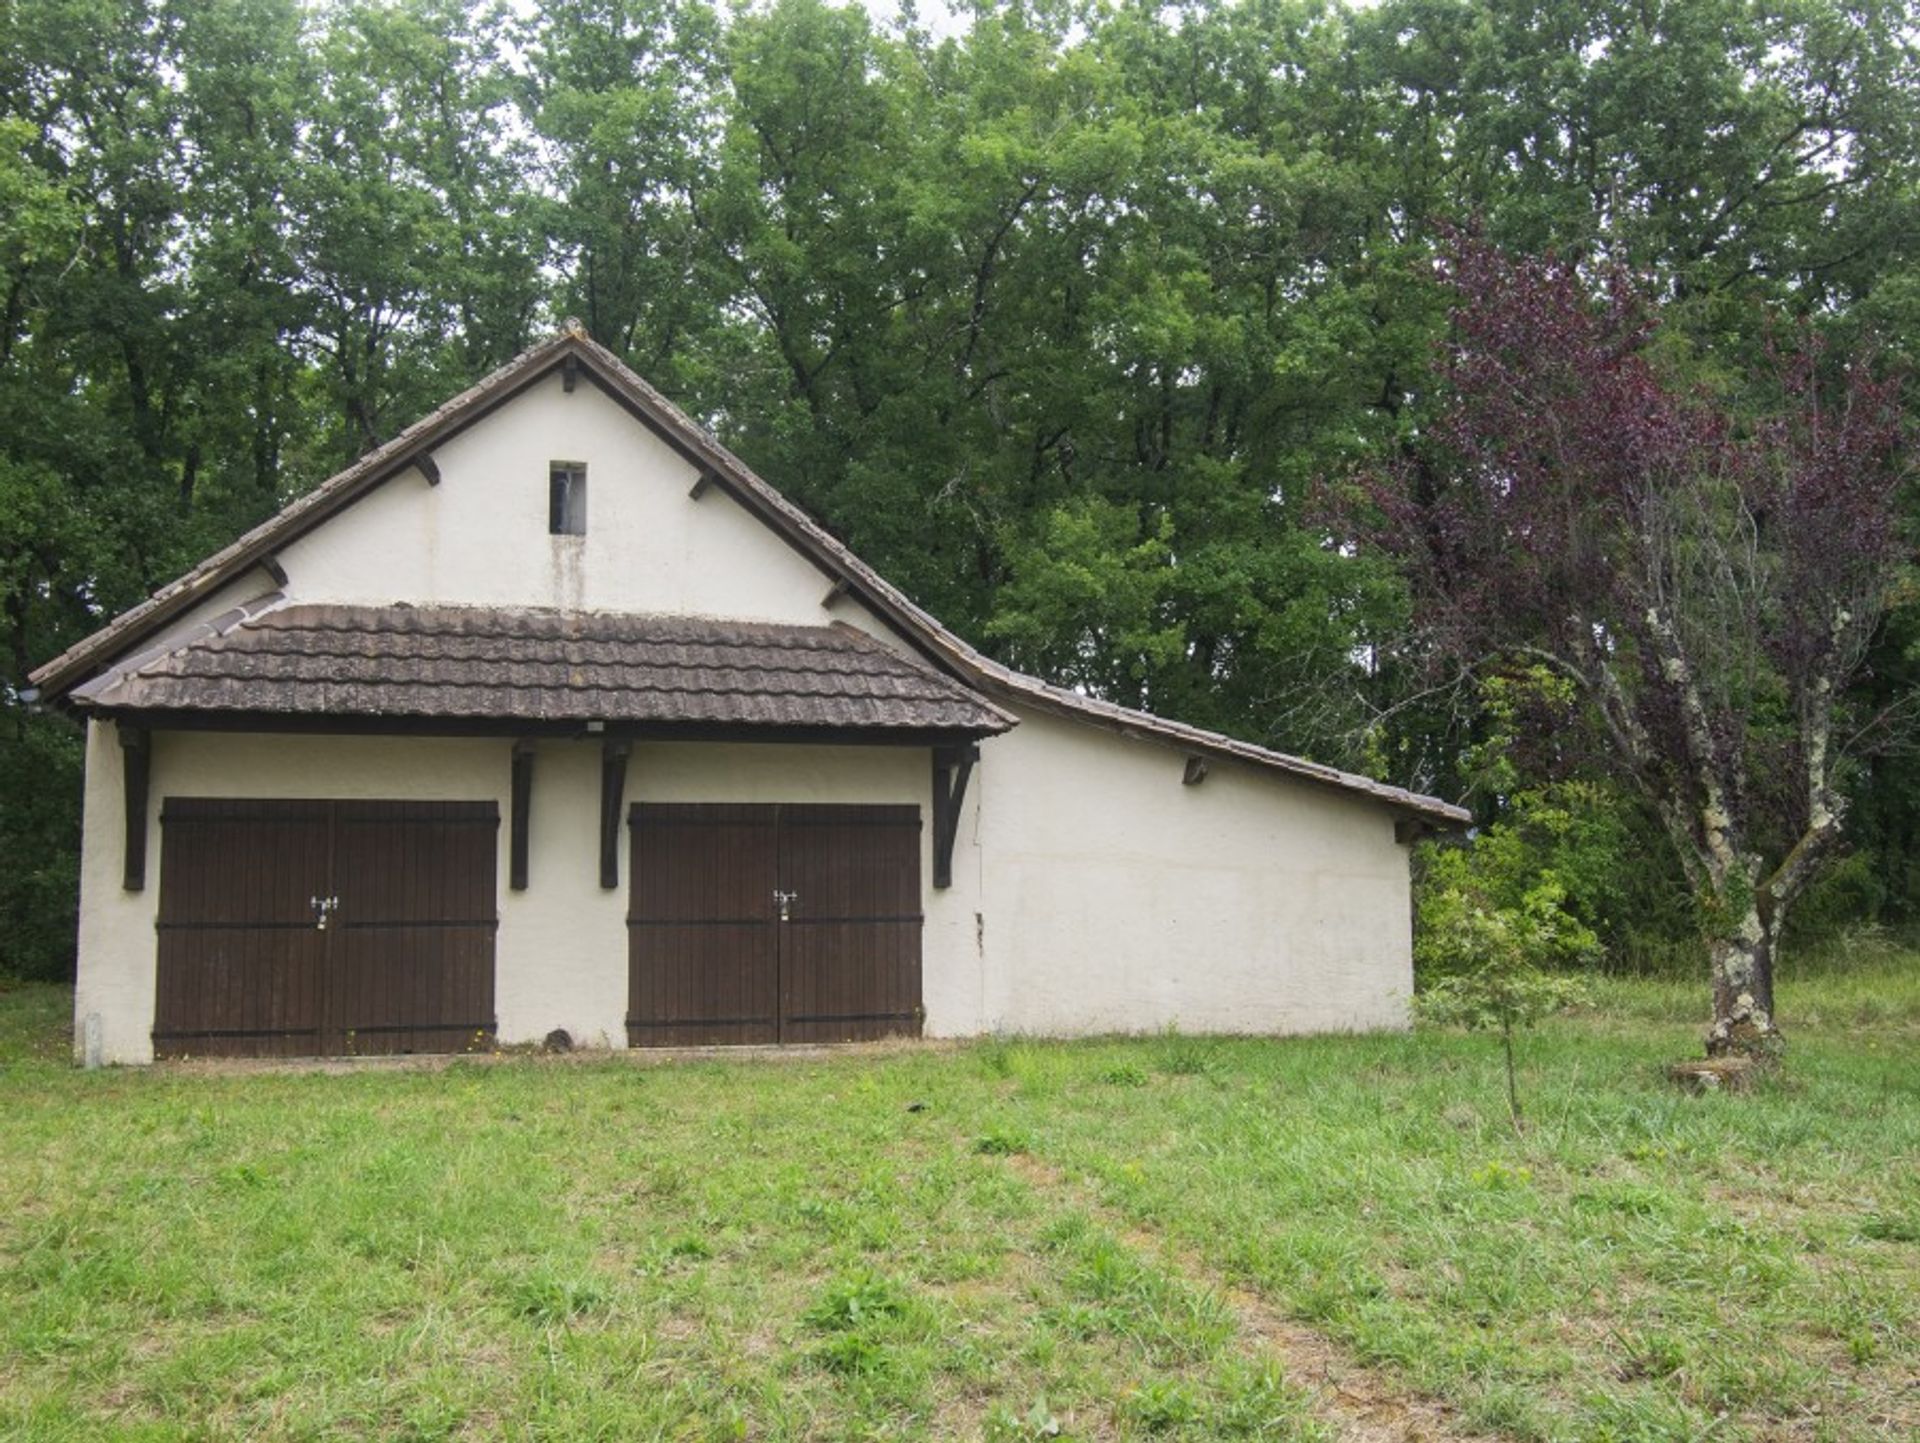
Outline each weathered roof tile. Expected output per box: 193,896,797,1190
76,604,1015,736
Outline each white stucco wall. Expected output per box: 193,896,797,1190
274,372,851,622
114,368,915,670
71,359,1414,1062
973,708,1413,1037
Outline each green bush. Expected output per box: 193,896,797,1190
0,712,81,982
1415,669,1699,977
1416,880,1594,1129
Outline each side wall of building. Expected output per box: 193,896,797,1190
973,707,1414,1037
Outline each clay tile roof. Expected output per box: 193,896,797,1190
73,604,1017,736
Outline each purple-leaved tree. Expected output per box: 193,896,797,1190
1358,237,1910,1059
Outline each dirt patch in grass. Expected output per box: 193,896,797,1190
994,1149,1499,1443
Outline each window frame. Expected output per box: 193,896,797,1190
549,461,588,536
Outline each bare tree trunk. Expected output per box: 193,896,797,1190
1706,904,1781,1061
1500,1015,1524,1132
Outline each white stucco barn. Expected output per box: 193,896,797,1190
32,326,1466,1065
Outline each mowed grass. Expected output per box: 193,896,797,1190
0,962,1915,1443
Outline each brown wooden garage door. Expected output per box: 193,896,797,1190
626,803,922,1046
154,799,498,1058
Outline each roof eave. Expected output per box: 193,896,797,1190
82,703,1013,746
975,680,1471,828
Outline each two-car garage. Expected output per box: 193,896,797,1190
150,796,925,1059
41,336,1452,1069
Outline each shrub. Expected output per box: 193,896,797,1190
1413,669,1697,974
1417,880,1594,1129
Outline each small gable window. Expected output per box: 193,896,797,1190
549,462,587,536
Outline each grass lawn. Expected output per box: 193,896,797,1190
1,962,1916,1443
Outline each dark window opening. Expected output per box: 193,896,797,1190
550,462,587,535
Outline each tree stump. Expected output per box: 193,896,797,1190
1667,1057,1757,1094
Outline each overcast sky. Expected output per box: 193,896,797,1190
857,0,975,41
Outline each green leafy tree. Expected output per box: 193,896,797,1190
291,0,545,458
1361,237,1911,1058
521,0,725,389
1417,881,1596,1129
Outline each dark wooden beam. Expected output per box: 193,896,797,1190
120,724,150,891
1394,818,1431,846
1182,755,1209,786
90,707,995,749
688,470,716,500
415,452,442,486
562,353,580,393
820,577,851,608
931,743,978,889
510,741,535,890
599,740,630,888
259,554,289,587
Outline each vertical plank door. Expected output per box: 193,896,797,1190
626,802,924,1046
153,800,333,1059
777,804,924,1043
330,801,500,1056
626,803,781,1045
154,798,498,1058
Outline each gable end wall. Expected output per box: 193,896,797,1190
270,372,846,622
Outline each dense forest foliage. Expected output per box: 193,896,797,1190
4,0,1917,983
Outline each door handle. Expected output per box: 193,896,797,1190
773,889,798,922
311,895,340,930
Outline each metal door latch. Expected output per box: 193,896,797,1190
310,895,340,930
773,889,798,922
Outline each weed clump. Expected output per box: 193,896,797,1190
510,1272,609,1324
975,1127,1031,1156
1155,1027,1218,1078
804,1272,910,1331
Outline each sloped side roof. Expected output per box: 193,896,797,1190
74,604,1015,735
31,325,1467,826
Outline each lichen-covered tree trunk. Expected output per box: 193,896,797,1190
1706,906,1781,1060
